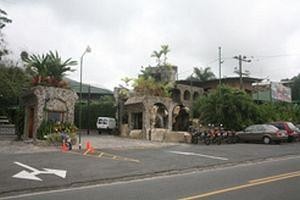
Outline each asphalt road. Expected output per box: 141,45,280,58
1,154,300,200
1,142,300,198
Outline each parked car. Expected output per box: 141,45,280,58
269,121,300,142
96,117,116,134
236,124,288,144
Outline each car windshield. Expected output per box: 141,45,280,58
287,122,298,131
264,125,278,132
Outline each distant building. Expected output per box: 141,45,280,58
65,78,113,101
176,77,261,94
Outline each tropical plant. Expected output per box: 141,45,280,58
21,51,77,87
161,45,170,65
0,62,30,116
151,44,171,66
290,74,300,101
187,67,216,82
193,86,261,130
47,51,76,81
151,50,162,66
0,9,12,60
37,120,77,144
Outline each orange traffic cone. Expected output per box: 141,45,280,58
86,141,91,151
89,146,95,154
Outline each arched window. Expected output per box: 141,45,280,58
193,92,199,100
183,90,191,100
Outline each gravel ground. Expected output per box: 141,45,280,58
74,130,178,150
0,130,178,154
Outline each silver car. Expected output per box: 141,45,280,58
236,124,288,144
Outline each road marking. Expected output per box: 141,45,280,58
2,156,300,200
168,151,229,161
179,171,300,200
249,170,300,183
68,150,140,163
12,162,67,181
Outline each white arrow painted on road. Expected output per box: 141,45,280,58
167,151,229,161
12,161,67,181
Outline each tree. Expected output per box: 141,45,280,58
47,51,76,81
161,45,170,65
0,61,30,117
291,74,300,101
151,50,162,66
151,44,171,66
187,67,216,82
21,51,77,87
193,86,261,130
0,9,12,60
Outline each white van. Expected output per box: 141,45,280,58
96,117,116,134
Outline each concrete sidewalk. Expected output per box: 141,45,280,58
0,130,178,154
75,130,178,150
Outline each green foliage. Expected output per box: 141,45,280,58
187,67,216,81
0,9,12,29
151,44,171,66
194,86,261,130
74,98,116,129
132,76,172,97
128,45,174,97
37,120,77,144
21,50,77,87
14,106,25,140
37,120,53,140
0,9,12,60
0,62,30,116
258,102,300,123
194,85,300,130
291,74,300,101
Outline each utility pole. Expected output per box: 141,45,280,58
87,84,91,135
218,47,223,86
233,55,251,90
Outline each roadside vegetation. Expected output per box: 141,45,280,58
193,85,300,130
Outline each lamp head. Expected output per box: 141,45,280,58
86,45,91,53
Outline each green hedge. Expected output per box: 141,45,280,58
74,100,116,129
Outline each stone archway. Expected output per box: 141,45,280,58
172,105,190,131
150,103,169,129
183,90,191,101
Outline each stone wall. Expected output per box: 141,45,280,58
23,86,78,139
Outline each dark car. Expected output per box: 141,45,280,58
236,124,288,144
269,122,300,142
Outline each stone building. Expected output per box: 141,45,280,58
22,86,78,139
117,65,204,143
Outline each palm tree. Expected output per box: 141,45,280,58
21,50,77,87
187,67,216,82
160,45,170,65
21,52,49,84
47,51,76,81
151,50,162,66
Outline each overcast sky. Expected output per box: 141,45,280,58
2,0,300,90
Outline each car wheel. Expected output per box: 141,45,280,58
98,131,102,134
263,136,271,144
287,136,294,143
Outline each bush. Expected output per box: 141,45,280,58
37,120,77,145
194,86,261,130
193,86,300,130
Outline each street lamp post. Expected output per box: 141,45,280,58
79,45,91,150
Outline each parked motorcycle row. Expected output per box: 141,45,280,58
189,124,237,145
